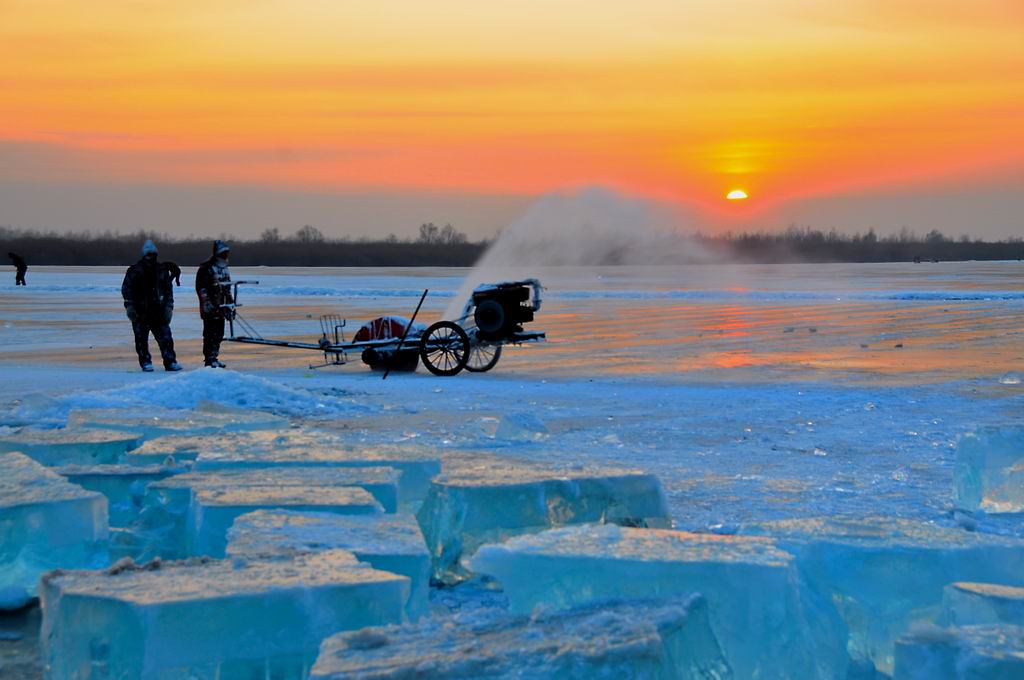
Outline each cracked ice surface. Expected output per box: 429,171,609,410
0,428,140,466
68,406,288,439
311,595,731,680
131,429,441,503
942,582,1024,627
416,465,670,581
739,516,1024,673
41,550,408,680
227,510,430,618
953,427,1024,514
470,523,845,680
0,452,108,609
893,623,1024,680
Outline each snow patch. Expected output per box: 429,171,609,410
11,371,368,424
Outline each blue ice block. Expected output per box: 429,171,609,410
942,582,1024,627
416,464,671,582
227,510,430,619
131,430,440,503
55,464,177,527
894,623,1024,679
192,486,381,558
41,550,408,680
311,595,731,679
0,428,141,466
470,523,846,680
954,427,1024,514
0,452,108,609
740,516,1024,674
133,467,397,559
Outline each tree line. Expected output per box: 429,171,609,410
695,226,1024,264
2,223,1022,266
0,223,484,267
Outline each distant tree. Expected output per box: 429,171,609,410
418,222,440,244
385,233,398,244
260,227,281,243
439,223,468,245
294,224,325,243
926,229,947,244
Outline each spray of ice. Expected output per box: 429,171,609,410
445,187,712,318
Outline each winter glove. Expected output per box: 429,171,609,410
202,299,216,316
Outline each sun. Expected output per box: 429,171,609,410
726,189,748,201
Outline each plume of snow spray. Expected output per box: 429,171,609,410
445,187,712,318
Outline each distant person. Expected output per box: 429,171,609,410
121,240,182,372
8,252,27,286
196,240,233,368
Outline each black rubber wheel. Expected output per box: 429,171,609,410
465,344,502,373
419,321,470,376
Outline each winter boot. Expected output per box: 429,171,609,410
205,359,226,368
165,362,182,372
141,363,154,372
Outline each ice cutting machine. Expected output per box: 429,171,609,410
226,279,545,376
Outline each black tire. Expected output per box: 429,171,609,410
465,344,502,373
419,321,470,376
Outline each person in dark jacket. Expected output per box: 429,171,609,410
121,240,182,372
195,240,232,368
8,252,27,286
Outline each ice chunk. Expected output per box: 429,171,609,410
130,431,440,502
954,427,1024,513
159,466,400,512
68,406,288,439
893,623,1024,679
41,550,409,679
193,486,382,558
740,516,1024,674
56,464,177,527
942,582,1024,627
136,467,397,559
227,510,430,619
416,465,670,582
494,412,550,442
0,427,140,466
0,453,108,609
470,524,845,680
311,595,731,680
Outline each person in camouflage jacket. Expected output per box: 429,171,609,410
195,239,233,368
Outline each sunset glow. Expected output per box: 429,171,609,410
726,190,749,201
2,1,1022,236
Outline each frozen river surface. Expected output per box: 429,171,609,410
2,262,1024,677
1,261,1022,531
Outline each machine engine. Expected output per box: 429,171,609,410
472,282,537,341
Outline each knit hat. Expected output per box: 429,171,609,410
213,240,230,256
141,239,158,257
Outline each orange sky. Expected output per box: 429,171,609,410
1,0,1022,236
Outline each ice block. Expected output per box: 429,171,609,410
0,452,108,609
227,510,429,619
41,550,408,679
